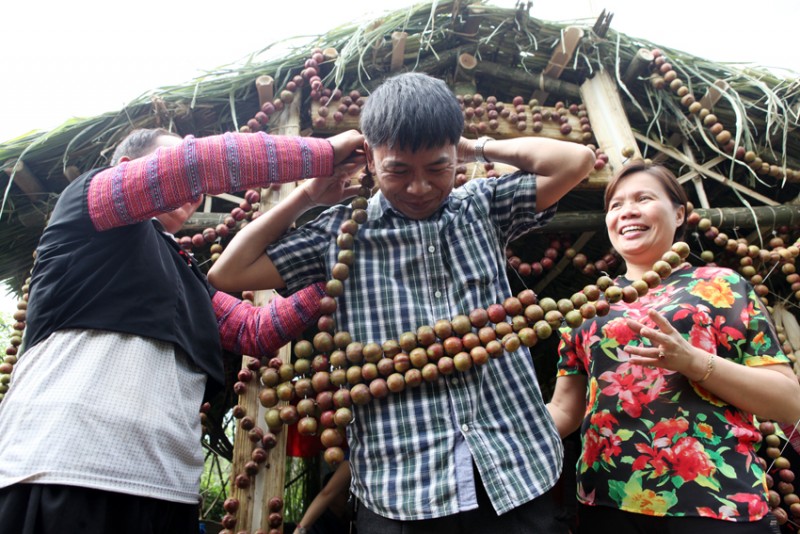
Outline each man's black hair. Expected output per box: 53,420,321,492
360,72,464,151
111,128,179,165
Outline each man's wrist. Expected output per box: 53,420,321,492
296,526,308,534
474,136,494,164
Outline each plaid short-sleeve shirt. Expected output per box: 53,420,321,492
268,172,563,520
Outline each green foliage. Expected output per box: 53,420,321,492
0,308,13,350
200,446,231,523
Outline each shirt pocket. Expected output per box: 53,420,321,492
443,219,500,288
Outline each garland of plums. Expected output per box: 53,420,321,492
231,173,703,463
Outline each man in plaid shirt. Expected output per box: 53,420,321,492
210,73,595,533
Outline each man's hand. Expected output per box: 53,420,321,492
329,129,366,165
456,136,477,164
301,161,363,208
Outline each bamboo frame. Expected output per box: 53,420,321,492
633,132,779,206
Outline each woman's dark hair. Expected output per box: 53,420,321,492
111,128,180,165
604,161,689,241
360,72,464,151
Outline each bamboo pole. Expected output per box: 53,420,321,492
579,71,641,173
390,32,408,73
535,205,800,233
474,62,582,99
256,76,275,109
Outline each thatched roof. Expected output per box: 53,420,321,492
2,0,799,296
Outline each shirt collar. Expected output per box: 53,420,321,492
369,188,468,221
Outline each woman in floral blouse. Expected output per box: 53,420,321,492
548,162,800,533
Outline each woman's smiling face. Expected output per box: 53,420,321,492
605,171,685,275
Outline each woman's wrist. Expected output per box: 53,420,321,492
695,353,716,383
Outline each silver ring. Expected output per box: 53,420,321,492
658,351,665,360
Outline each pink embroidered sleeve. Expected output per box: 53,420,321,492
87,132,334,230
212,282,325,356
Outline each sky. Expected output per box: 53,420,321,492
1,0,798,308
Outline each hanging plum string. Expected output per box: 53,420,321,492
175,189,262,264
0,274,31,403
226,169,694,468
648,49,800,184
758,420,800,528
685,209,800,307
504,236,622,280
223,175,800,532
506,236,564,279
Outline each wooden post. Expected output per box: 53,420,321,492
390,32,408,72
699,80,730,110
453,52,478,96
531,26,584,104
259,94,302,534
226,95,302,534
256,76,275,109
580,70,641,173
3,159,44,200
228,357,266,533
622,48,655,86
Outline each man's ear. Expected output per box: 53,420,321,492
364,141,375,174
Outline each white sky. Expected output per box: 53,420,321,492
1,0,798,308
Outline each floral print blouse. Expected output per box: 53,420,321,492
557,264,790,522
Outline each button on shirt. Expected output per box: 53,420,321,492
268,172,563,520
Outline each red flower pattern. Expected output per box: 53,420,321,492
558,266,788,522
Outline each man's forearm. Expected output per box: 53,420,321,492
207,184,317,292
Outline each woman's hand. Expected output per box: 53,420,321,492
624,308,708,380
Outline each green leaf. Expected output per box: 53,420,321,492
694,474,721,491
617,429,635,441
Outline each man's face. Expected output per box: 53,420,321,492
366,143,457,220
